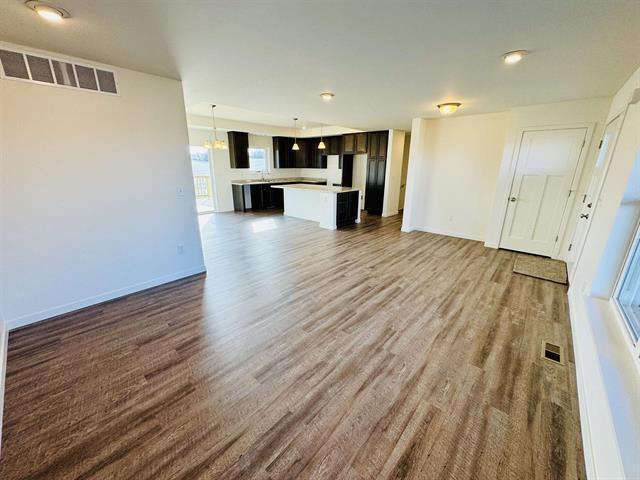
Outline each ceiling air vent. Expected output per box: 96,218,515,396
0,47,118,95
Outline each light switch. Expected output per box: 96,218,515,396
176,186,185,197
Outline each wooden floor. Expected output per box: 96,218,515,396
0,211,585,480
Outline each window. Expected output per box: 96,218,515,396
614,222,640,346
248,148,268,172
190,146,214,214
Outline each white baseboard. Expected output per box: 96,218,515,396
382,210,399,218
0,318,7,456
411,225,485,242
566,288,627,480
6,265,207,331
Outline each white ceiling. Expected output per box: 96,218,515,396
1,0,639,130
189,103,323,129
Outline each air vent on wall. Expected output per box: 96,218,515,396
0,48,118,95
542,341,563,364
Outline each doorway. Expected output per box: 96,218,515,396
190,146,215,214
500,127,588,257
566,115,623,275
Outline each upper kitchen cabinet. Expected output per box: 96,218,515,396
355,133,368,153
342,133,367,154
293,138,308,168
342,134,355,154
273,136,294,168
367,131,388,159
307,138,327,168
325,136,342,156
228,131,250,168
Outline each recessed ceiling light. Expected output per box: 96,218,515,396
320,92,335,101
437,102,461,115
25,1,70,21
503,50,527,65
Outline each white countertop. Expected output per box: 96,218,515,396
230,178,326,186
271,183,359,193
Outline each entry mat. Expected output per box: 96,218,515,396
513,254,568,285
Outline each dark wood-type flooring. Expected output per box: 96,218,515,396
0,212,585,479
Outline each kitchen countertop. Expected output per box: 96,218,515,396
271,183,359,193
230,178,326,186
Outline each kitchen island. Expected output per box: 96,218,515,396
271,183,360,230
231,178,326,212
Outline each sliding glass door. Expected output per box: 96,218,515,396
190,146,215,214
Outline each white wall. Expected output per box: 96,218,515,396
403,99,612,246
398,134,411,210
567,67,640,480
0,43,205,329
382,130,406,217
0,312,6,454
402,112,508,240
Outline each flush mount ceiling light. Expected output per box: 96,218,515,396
204,105,227,150
292,118,300,151
437,102,461,115
320,92,335,101
25,1,70,21
503,50,528,65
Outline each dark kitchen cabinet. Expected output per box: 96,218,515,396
273,136,294,168
293,138,308,168
342,134,356,154
271,185,284,209
364,131,388,215
228,131,249,168
251,184,270,209
367,130,388,159
342,133,367,154
341,154,354,187
336,191,359,227
355,133,368,153
307,138,327,168
325,136,341,156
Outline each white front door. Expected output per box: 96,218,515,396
500,128,587,257
566,115,623,275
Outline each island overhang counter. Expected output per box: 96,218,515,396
271,183,361,230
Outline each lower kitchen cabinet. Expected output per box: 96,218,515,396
336,191,359,227
232,181,326,211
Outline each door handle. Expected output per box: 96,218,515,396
580,213,589,219
509,197,517,202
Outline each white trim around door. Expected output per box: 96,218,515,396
497,123,594,258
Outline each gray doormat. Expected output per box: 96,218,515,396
513,254,568,285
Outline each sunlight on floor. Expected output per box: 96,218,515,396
251,218,278,233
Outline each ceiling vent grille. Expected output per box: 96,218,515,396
0,48,118,95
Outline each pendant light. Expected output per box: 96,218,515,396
292,118,300,151
204,104,227,150
318,125,326,150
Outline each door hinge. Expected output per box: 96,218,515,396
598,139,603,149
568,243,573,251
